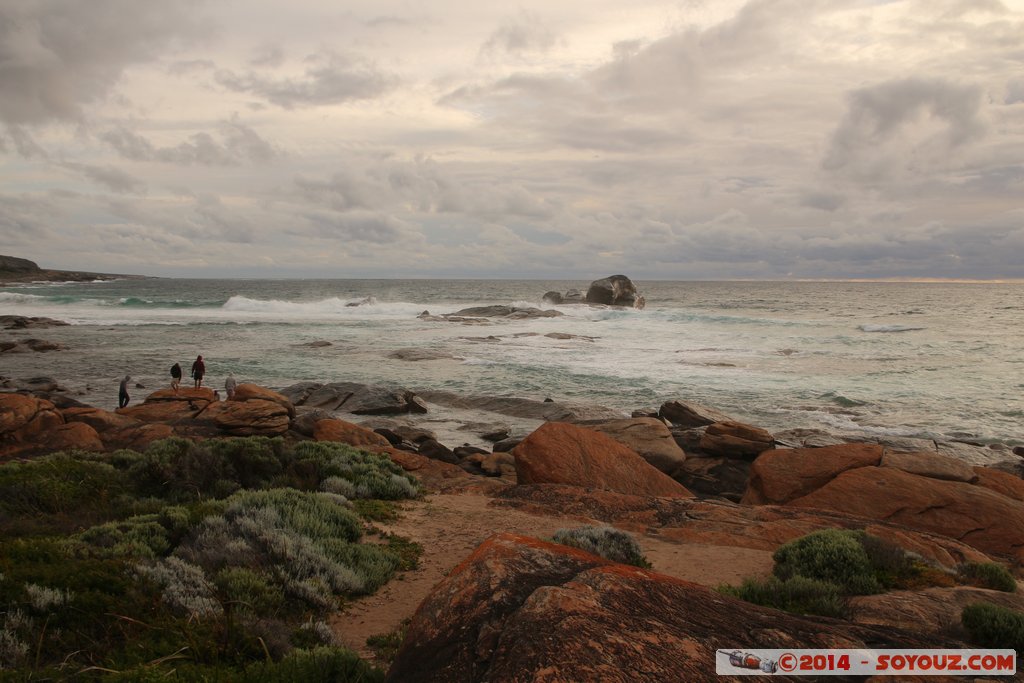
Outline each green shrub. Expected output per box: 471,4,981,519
773,529,881,595
719,575,847,618
238,646,384,683
957,562,1017,593
551,526,650,568
961,602,1024,651
73,515,172,559
0,455,129,533
291,442,420,500
214,567,282,616
129,438,237,501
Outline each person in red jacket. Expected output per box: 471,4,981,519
191,355,206,388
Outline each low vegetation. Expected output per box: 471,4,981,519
719,529,1014,618
0,437,420,680
551,526,651,568
961,602,1024,652
956,562,1017,593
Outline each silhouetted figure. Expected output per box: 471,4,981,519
118,375,131,408
170,363,182,393
191,355,205,388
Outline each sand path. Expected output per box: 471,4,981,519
331,491,773,662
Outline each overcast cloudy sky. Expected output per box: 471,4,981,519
1,0,1023,279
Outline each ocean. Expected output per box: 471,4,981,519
1,278,1022,445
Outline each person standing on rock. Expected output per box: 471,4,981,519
170,362,182,393
191,355,205,389
225,373,237,399
118,375,131,408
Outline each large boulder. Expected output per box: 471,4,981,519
851,586,1024,636
742,443,883,505
297,382,426,415
584,274,644,308
881,450,978,483
512,422,692,498
209,399,290,436
698,421,774,459
787,466,1024,562
313,418,391,450
588,417,686,474
1,393,59,435
229,383,295,418
387,533,952,683
659,400,734,428
0,393,64,457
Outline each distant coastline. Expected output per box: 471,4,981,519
0,254,147,285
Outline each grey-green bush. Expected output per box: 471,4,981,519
551,526,650,567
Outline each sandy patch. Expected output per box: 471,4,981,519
330,491,773,663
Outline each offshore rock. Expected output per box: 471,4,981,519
585,274,644,308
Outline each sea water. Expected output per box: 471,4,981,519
1,278,1022,444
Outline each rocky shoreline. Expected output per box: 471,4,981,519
3,368,1024,678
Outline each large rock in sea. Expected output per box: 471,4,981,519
386,533,952,683
513,422,692,498
588,417,686,474
585,274,644,308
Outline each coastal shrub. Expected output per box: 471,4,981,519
129,437,238,501
0,454,129,533
957,562,1017,593
322,476,357,499
136,556,222,619
961,602,1024,652
73,515,172,559
214,567,282,616
719,575,846,618
291,618,336,649
165,489,406,613
551,526,651,568
773,529,881,595
291,441,420,500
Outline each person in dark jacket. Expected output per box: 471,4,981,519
170,363,182,393
119,375,131,408
191,355,205,388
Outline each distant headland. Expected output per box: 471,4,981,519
0,254,147,285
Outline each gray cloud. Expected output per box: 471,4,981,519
300,210,411,244
100,119,280,166
215,52,396,108
60,162,146,194
480,11,558,56
824,78,987,182
0,0,204,126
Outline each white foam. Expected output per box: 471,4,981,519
858,324,925,333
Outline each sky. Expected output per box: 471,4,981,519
1,0,1023,280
